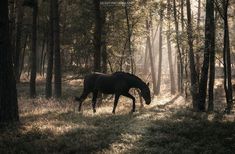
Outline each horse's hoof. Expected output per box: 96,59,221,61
112,111,115,114
93,109,96,113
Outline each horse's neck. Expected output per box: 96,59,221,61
129,76,144,90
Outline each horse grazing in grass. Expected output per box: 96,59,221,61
75,72,151,113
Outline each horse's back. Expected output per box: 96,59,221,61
94,73,116,94
83,72,104,91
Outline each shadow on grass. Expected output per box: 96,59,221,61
0,110,140,154
127,110,235,154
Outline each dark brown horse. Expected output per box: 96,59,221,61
75,72,151,113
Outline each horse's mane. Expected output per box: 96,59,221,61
113,72,146,86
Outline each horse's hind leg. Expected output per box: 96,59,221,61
112,94,120,114
123,93,136,112
92,91,98,113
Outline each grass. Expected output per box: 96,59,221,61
1,77,235,154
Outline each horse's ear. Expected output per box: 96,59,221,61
146,82,149,87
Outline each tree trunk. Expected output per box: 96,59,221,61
30,0,38,98
222,0,233,113
19,34,28,78
186,0,198,110
156,11,163,95
0,0,19,123
46,0,54,98
93,0,102,72
208,12,216,111
196,0,201,77
146,20,157,94
198,0,215,111
173,0,184,94
14,0,24,82
101,12,107,73
167,0,176,95
53,0,62,98
125,0,134,73
40,32,46,75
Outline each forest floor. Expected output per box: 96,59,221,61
1,75,235,154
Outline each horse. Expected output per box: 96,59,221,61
75,72,151,113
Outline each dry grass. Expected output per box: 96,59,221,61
1,77,235,153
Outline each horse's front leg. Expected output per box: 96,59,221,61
75,90,90,112
92,91,98,113
123,93,136,112
112,94,120,114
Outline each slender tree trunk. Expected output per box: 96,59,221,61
46,0,54,98
196,0,201,76
222,0,233,113
198,0,215,111
53,0,62,98
14,0,24,82
208,13,216,111
101,12,107,73
186,0,198,110
19,34,28,78
144,39,149,73
30,0,38,98
173,0,184,94
167,0,176,95
93,0,102,72
0,0,19,123
156,11,163,95
125,0,134,73
40,32,46,75
146,20,157,94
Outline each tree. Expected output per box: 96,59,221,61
53,0,62,98
125,0,134,73
14,0,24,82
146,19,157,94
101,11,107,73
215,0,233,113
208,0,216,112
93,0,102,72
46,0,54,98
173,0,183,94
198,0,215,111
186,0,198,110
0,0,19,123
30,0,38,98
156,9,163,95
167,0,176,95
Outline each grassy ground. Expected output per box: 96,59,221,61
1,77,235,154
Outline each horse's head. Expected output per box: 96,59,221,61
141,82,151,105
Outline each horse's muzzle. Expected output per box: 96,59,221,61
145,100,151,105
